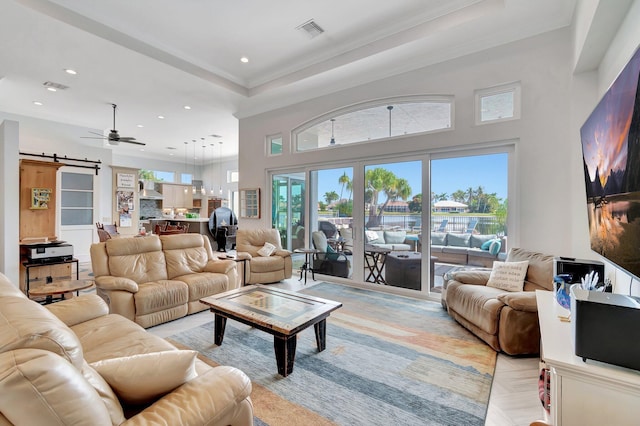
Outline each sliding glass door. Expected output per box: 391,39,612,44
272,172,305,251
309,166,354,278
363,159,423,289
269,147,510,299
429,152,509,293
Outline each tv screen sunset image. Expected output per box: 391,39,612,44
581,48,640,279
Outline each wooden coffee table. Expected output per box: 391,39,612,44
28,279,94,304
200,285,342,376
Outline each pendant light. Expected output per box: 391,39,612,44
200,138,206,196
218,141,223,195
209,143,216,196
192,140,197,194
183,141,189,181
329,118,336,145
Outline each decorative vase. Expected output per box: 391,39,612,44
554,274,573,310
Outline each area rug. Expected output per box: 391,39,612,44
168,283,497,426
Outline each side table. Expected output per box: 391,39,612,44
28,279,94,304
294,248,318,284
364,245,391,284
216,254,248,286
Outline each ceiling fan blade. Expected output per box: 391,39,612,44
80,136,107,140
120,139,146,146
87,130,105,136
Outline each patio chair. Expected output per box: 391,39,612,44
434,219,448,232
464,218,478,234
311,231,350,278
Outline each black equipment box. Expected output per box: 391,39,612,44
571,287,640,371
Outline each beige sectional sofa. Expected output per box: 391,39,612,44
90,233,239,328
0,272,253,425
443,248,554,355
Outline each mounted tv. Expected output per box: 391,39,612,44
580,47,640,280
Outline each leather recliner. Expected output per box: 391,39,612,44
236,228,292,284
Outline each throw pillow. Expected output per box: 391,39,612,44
90,350,198,405
430,232,447,245
326,244,340,260
481,240,492,250
486,260,529,292
257,242,276,257
489,239,502,255
447,233,471,247
383,231,406,244
365,230,380,242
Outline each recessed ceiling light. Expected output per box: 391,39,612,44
157,115,165,119
47,87,57,92
183,105,191,110
240,57,249,63
64,69,77,75
137,124,144,128
33,101,43,106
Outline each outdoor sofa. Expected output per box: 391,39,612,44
431,232,506,267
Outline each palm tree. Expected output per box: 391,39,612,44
338,172,350,202
365,168,412,227
324,191,339,205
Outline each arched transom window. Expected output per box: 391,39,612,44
294,96,453,152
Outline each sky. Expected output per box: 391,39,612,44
317,153,508,203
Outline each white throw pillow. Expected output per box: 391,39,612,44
257,242,276,257
365,230,379,242
486,260,529,292
90,350,198,405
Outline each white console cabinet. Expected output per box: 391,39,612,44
536,290,640,425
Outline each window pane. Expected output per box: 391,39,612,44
180,173,192,184
296,99,452,151
61,191,92,207
61,209,93,225
270,136,283,155
61,173,92,190
480,92,514,122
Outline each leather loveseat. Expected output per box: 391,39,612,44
443,248,554,355
90,233,239,328
0,272,253,425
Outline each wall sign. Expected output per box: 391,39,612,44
116,173,136,188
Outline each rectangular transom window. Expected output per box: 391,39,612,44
475,82,521,124
268,135,283,155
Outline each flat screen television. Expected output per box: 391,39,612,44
580,47,640,280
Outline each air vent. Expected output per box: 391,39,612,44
296,19,325,38
43,81,69,90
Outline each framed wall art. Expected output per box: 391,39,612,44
31,188,52,209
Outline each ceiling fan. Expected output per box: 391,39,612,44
82,104,145,146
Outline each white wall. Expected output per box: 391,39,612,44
239,29,576,256
0,120,20,284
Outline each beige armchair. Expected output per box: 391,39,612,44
236,228,292,284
